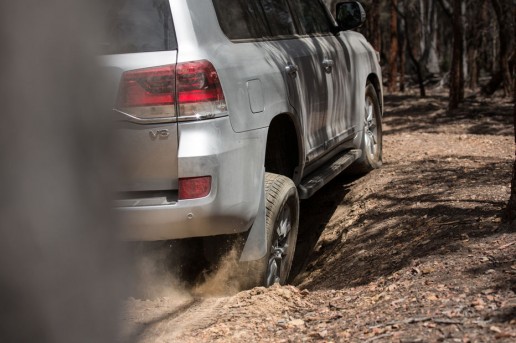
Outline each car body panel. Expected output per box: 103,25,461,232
99,51,179,192
117,117,267,240
109,0,383,242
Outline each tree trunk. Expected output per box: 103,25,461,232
467,0,488,90
426,0,440,75
0,1,128,342
449,0,464,110
461,1,468,83
388,0,399,92
399,9,407,92
398,1,426,97
482,0,514,96
507,81,516,226
369,0,382,51
468,47,478,90
505,6,516,227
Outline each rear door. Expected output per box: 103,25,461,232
100,0,179,194
288,0,353,155
261,0,333,162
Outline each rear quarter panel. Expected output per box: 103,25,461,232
172,0,293,134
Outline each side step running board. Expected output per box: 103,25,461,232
298,149,362,199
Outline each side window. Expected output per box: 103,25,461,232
212,0,296,40
259,0,296,37
288,0,333,35
104,0,176,54
212,0,269,40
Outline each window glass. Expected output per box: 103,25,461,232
288,0,333,34
212,0,269,39
104,0,176,54
213,0,296,39
259,0,296,36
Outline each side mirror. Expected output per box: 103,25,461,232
336,1,366,31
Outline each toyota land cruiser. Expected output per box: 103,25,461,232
104,0,383,288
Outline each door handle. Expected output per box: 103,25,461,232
285,64,298,77
322,59,334,73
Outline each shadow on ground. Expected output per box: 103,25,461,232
383,93,513,136
290,92,514,292
290,173,359,280
296,156,509,289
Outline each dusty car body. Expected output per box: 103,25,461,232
103,0,383,287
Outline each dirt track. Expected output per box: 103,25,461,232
121,91,515,342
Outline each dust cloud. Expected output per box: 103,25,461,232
121,242,246,342
130,242,192,301
130,241,245,301
192,247,242,296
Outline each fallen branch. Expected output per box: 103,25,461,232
404,317,432,324
365,333,393,342
433,318,464,325
499,241,516,250
434,219,476,226
369,317,431,329
369,317,464,329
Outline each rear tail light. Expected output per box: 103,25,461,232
176,61,227,121
116,60,227,122
117,65,175,120
179,176,212,200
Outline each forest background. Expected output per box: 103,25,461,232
326,0,515,222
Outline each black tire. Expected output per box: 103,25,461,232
349,82,383,174
238,172,299,289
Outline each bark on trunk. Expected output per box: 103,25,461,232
449,0,464,110
399,13,407,93
482,0,514,96
507,87,516,227
369,0,382,51
461,1,468,82
426,0,440,75
505,11,516,228
467,0,488,90
388,0,399,92
468,47,478,90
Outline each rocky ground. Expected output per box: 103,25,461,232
121,90,515,342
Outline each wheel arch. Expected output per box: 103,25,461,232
366,73,383,115
264,113,303,184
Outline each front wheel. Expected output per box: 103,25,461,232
349,83,383,174
239,172,299,289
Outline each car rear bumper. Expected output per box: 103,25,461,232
116,117,267,241
117,201,253,240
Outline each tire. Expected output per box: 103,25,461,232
238,172,299,289
349,82,383,174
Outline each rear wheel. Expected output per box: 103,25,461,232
239,172,299,289
349,83,383,174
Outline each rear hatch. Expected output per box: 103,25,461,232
100,0,179,201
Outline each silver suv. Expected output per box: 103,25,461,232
104,0,383,288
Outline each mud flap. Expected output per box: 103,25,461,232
239,168,267,262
